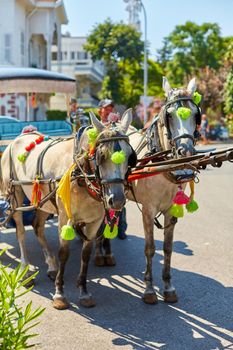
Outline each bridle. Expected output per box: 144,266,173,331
78,129,137,189
159,95,201,151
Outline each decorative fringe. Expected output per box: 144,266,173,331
169,204,184,218
173,186,190,205
169,182,199,218
60,219,76,241
103,224,118,239
31,176,42,207
111,150,126,164
17,152,28,163
176,107,191,120
193,91,202,105
104,209,119,239
186,199,199,213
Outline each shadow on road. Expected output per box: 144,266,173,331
0,222,233,350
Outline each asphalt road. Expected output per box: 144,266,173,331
1,143,233,350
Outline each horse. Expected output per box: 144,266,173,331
96,77,201,304
0,109,135,307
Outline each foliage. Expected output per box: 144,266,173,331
224,68,233,115
85,19,163,106
46,110,67,120
0,249,45,349
85,18,143,65
195,66,228,117
158,22,226,85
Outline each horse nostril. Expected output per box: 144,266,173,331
177,147,185,156
108,194,114,207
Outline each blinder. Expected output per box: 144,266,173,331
128,147,137,168
91,133,137,187
162,97,201,140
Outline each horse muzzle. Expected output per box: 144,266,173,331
103,182,126,210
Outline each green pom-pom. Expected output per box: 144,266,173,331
86,128,99,144
44,135,49,141
60,225,76,240
193,92,202,105
17,153,27,163
169,204,184,218
111,150,126,164
103,224,118,239
176,107,191,120
186,199,199,213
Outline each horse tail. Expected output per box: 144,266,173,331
0,145,12,198
0,161,2,194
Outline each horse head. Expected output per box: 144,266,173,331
79,109,136,211
158,77,201,157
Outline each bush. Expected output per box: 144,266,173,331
46,110,67,120
0,249,45,349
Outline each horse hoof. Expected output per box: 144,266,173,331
79,295,96,308
104,255,116,266
47,270,57,281
53,297,69,310
94,256,105,267
142,292,158,305
164,290,178,303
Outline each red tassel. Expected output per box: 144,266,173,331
31,178,42,207
173,186,190,205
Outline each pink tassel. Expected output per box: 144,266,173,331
173,186,190,205
104,209,119,225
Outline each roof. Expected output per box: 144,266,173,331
0,67,76,94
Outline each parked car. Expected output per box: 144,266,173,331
208,125,229,141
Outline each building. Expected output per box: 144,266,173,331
51,34,105,109
0,0,67,120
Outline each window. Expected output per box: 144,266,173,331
20,32,25,66
70,51,75,60
4,34,12,63
77,51,88,60
52,52,57,60
62,51,67,60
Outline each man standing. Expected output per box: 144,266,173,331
98,99,128,240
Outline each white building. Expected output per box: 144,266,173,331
0,0,67,119
51,34,105,108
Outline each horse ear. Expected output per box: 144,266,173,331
162,77,171,96
89,111,104,133
187,78,197,95
120,108,132,133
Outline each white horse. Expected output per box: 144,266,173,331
0,110,135,307
96,77,200,304
129,77,200,303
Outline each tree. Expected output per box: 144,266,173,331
158,22,226,85
224,68,233,115
196,66,227,118
85,19,163,106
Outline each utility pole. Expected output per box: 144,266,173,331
124,0,148,124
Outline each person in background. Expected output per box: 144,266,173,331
143,99,162,131
69,98,78,132
98,98,127,240
31,92,39,121
200,114,209,145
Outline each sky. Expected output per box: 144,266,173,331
63,0,233,58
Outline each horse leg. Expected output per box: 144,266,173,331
13,190,35,286
94,222,105,267
142,206,158,304
162,212,178,303
32,210,58,280
103,238,116,266
77,240,95,307
53,239,70,310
